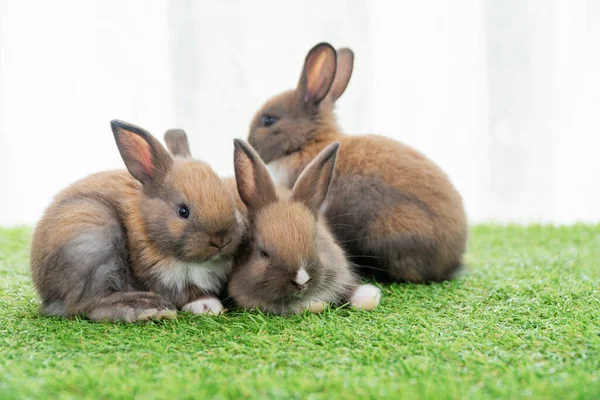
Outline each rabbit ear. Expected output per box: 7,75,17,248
327,48,354,102
233,139,277,212
164,129,192,158
291,142,340,215
295,42,337,113
111,120,173,184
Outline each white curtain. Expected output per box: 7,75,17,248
0,0,598,226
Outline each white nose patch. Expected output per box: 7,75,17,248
295,267,310,286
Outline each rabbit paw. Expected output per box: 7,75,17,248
136,308,177,321
303,300,328,313
350,284,381,311
182,297,225,315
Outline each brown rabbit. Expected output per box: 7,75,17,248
30,120,245,322
248,43,468,283
228,140,381,314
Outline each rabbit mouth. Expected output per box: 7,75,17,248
209,248,237,262
293,291,308,299
291,286,315,302
211,253,225,262
271,287,311,304
179,248,233,264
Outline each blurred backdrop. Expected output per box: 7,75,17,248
0,0,598,226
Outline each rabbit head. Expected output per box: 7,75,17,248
111,120,243,263
228,139,345,312
248,43,354,164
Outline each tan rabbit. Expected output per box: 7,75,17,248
247,43,468,283
227,139,381,314
30,120,245,322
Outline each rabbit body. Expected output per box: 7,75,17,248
228,140,381,314
248,43,468,283
30,121,244,322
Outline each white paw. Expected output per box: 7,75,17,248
303,300,328,313
350,284,381,311
182,298,225,315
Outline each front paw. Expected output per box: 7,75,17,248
350,284,382,311
182,297,226,315
302,300,328,314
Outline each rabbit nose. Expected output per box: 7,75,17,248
209,231,232,250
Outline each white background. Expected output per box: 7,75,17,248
0,0,598,226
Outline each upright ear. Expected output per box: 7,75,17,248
111,120,173,184
164,129,192,158
291,142,340,215
326,48,354,102
295,42,337,113
233,139,277,212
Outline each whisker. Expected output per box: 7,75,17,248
349,261,387,272
327,212,361,220
357,266,388,272
220,294,235,303
350,254,381,259
339,235,379,244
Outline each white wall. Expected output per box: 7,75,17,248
0,0,598,226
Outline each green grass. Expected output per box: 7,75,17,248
0,225,599,399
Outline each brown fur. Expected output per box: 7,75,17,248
247,43,468,283
30,121,245,322
162,129,249,227
228,140,362,314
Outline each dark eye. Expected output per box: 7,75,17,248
260,115,277,127
259,248,270,259
177,204,190,219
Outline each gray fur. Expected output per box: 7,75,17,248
85,291,175,322
35,202,174,321
164,129,192,158
41,301,67,317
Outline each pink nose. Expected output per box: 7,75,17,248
209,231,232,250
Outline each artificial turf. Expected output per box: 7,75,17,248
0,225,598,399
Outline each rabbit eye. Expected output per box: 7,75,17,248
260,115,277,127
177,204,190,219
259,248,270,259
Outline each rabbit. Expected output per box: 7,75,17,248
30,120,245,322
247,42,468,284
227,139,381,314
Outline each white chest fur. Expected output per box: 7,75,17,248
154,258,232,294
267,159,292,188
